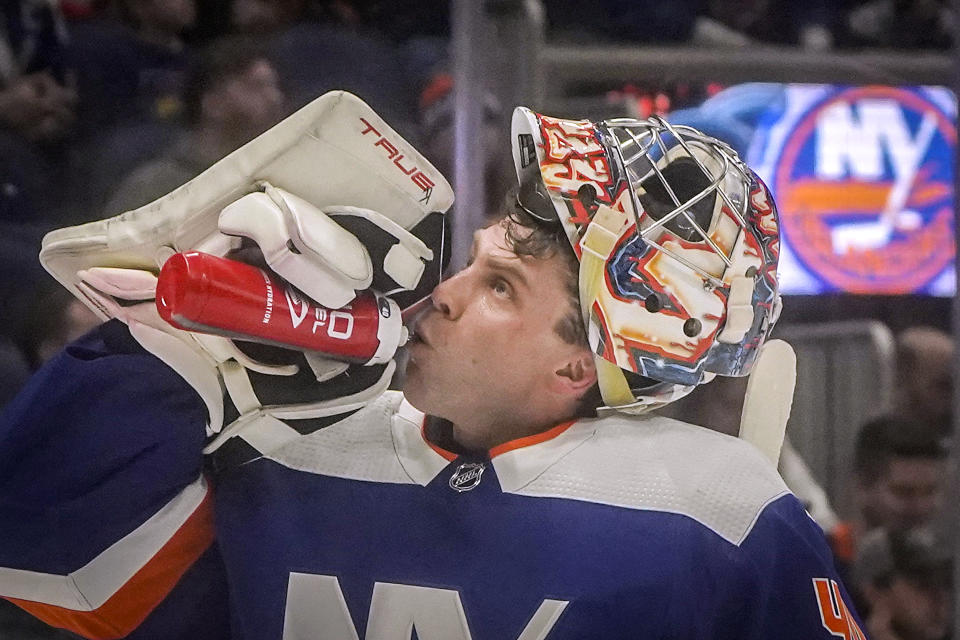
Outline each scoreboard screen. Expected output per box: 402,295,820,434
744,84,955,296
668,83,957,296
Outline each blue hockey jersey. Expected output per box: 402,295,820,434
0,321,866,639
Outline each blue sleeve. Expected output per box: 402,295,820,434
0,320,230,639
736,495,867,639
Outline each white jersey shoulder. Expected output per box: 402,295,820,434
265,391,451,486
506,412,791,546
266,393,791,545
266,391,417,484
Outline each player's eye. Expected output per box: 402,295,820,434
490,277,512,298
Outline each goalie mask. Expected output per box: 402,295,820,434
511,108,782,413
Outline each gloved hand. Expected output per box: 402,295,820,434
41,91,454,467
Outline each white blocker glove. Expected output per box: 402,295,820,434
40,91,453,469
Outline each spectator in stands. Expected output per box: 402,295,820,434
820,415,949,616
11,284,100,373
116,0,196,55
0,1,75,140
843,0,953,49
0,281,97,448
306,1,449,43
0,0,78,224
0,1,80,383
229,0,307,34
250,2,417,134
894,326,953,437
63,0,200,214
854,527,952,640
692,0,838,49
104,36,285,213
853,415,948,536
66,0,196,134
544,0,698,44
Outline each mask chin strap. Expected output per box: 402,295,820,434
595,358,637,409
576,203,644,409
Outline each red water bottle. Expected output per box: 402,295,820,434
156,251,407,365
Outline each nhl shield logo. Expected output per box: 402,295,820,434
449,462,486,492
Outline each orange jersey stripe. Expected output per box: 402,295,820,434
489,420,577,459
419,419,459,462
7,489,215,640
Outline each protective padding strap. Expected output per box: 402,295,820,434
326,204,433,291
593,357,635,408
268,360,395,420
738,339,796,466
202,360,396,455
577,205,636,408
578,256,634,407
220,360,261,415
216,362,303,457
190,332,299,376
238,416,302,459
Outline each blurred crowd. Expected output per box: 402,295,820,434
0,0,955,638
1,0,955,393
547,0,955,50
545,0,956,125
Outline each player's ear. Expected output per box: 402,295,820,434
553,348,597,398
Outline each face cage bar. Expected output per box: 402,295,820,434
603,116,753,289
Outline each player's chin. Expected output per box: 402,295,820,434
400,359,428,406
404,367,453,419
401,348,450,413
401,373,433,415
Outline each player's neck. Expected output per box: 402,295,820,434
447,407,574,454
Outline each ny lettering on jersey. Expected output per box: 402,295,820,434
282,574,567,640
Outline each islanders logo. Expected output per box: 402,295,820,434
773,86,954,293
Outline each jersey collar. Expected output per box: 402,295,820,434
391,397,597,492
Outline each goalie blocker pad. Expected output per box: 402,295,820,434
40,91,454,316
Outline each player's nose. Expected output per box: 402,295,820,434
430,270,466,320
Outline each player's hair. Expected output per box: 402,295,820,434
501,202,586,346
499,192,603,417
853,415,948,485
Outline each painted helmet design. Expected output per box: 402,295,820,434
511,108,782,412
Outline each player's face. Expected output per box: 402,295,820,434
878,457,945,532
216,59,285,137
403,221,585,446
